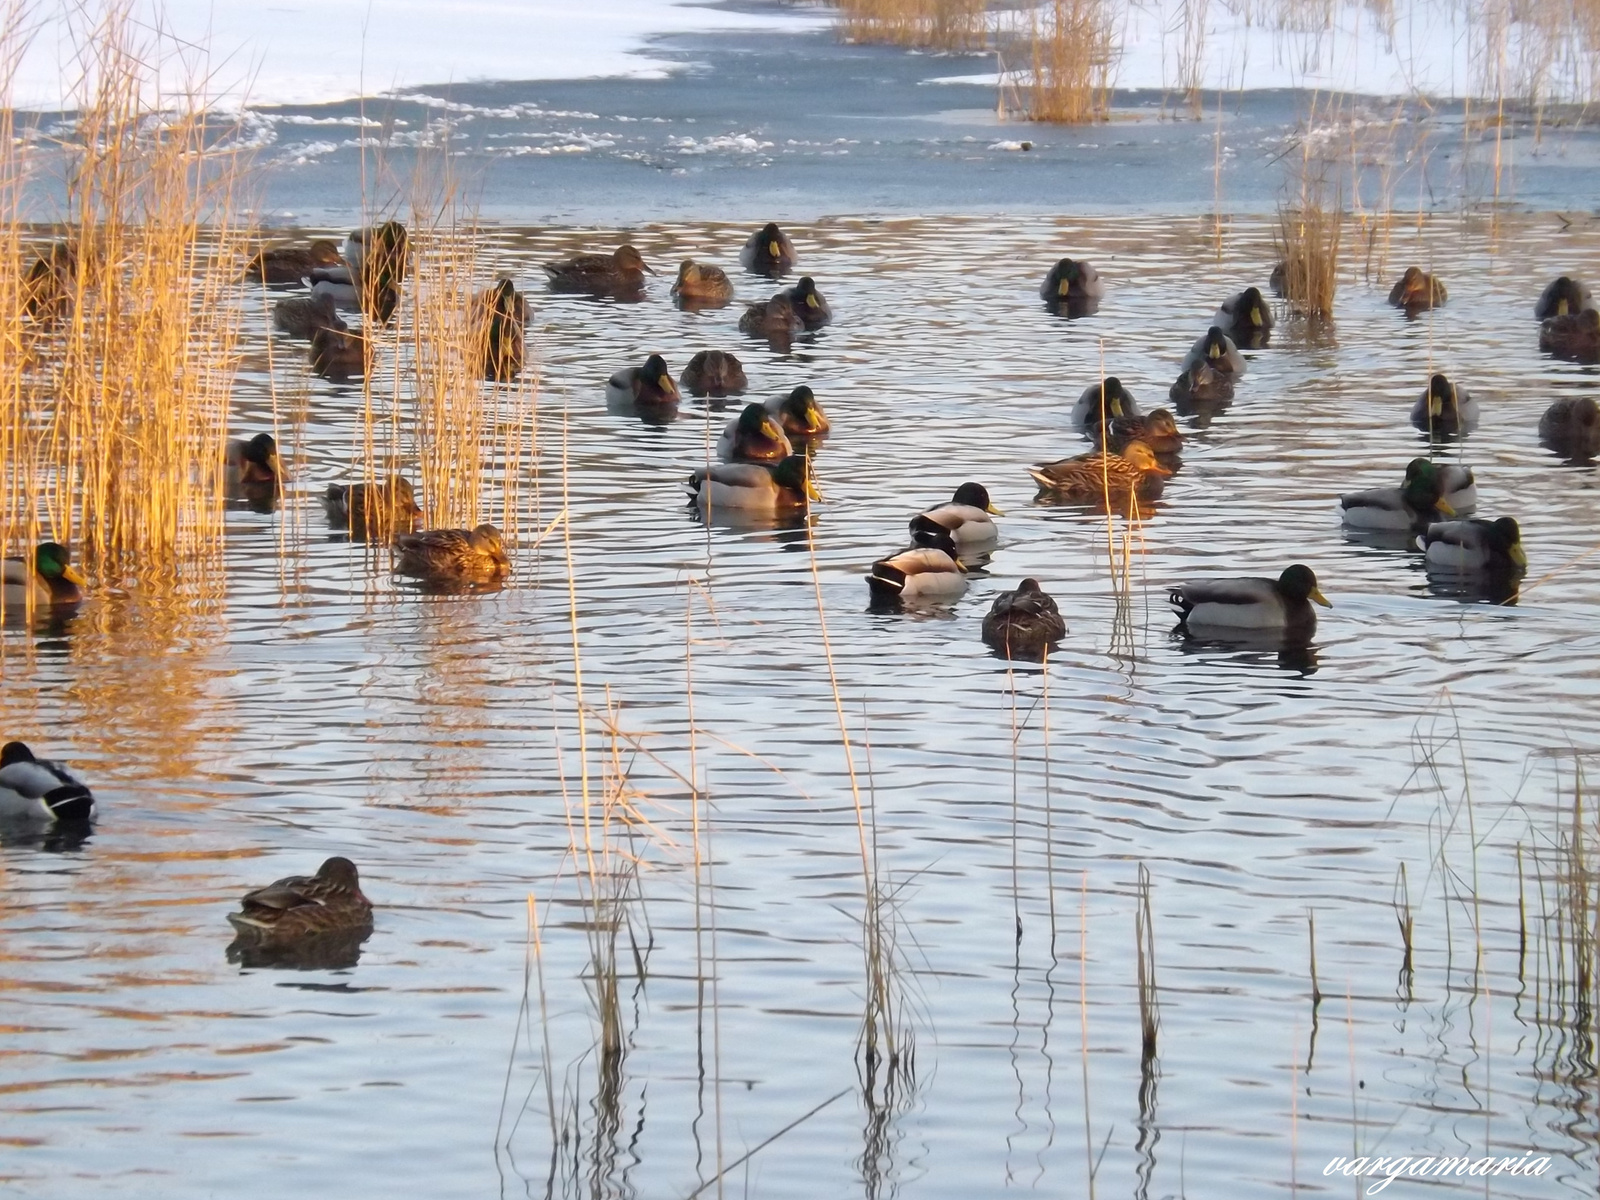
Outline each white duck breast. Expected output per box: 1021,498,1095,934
872,547,968,601
0,755,95,823
1437,465,1477,514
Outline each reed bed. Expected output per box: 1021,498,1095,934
0,4,250,619
1274,105,1344,320
836,0,988,50
1025,0,1119,123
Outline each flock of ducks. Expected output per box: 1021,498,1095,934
6,221,1599,947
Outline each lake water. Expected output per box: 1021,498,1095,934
4,212,1600,1197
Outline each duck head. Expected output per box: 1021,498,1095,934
781,385,829,433
1400,458,1453,514
1280,563,1331,608
1053,258,1083,296
772,454,821,502
1120,441,1172,476
951,480,1003,515
791,276,824,312
736,402,788,443
641,354,679,402
1202,326,1230,360
1490,517,1527,569
616,245,655,275
1426,373,1456,418
469,524,511,570
316,856,369,900
671,260,701,294
241,433,283,485
760,223,786,260
1239,286,1267,326
34,542,87,590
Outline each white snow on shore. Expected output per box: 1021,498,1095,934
9,0,825,109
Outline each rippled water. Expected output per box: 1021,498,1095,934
5,213,1600,1197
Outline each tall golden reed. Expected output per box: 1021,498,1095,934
1026,0,1118,124
1274,101,1343,319
0,3,250,612
837,0,988,50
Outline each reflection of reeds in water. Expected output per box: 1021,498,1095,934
1026,0,1119,124
0,5,249,619
837,0,988,50
1274,103,1343,321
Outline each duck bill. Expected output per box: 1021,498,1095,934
1434,498,1455,517
986,503,1005,516
804,478,823,502
805,294,820,310
659,375,679,399
63,565,87,587
1510,545,1528,569
1310,587,1332,608
1057,279,1071,297
768,241,782,259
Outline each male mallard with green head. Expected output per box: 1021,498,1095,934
1169,564,1331,635
1410,373,1478,437
718,403,793,463
396,524,511,586
607,354,681,412
1420,517,1526,576
1535,276,1594,320
1039,257,1105,316
3,543,86,611
911,482,1003,547
1339,457,1457,532
1069,377,1140,433
868,529,967,605
765,386,830,439
686,455,817,514
1213,286,1273,346
228,857,373,941
786,276,831,330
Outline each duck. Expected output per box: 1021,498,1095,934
225,433,284,501
308,272,399,323
475,279,526,381
686,455,816,514
717,403,793,463
1539,308,1600,363
765,385,830,440
3,543,86,611
543,245,653,296
1028,441,1172,504
1181,326,1246,376
679,350,748,398
1535,276,1594,320
310,327,370,378
395,524,511,585
1539,396,1600,458
343,221,410,288
1213,286,1274,346
1436,464,1477,513
1269,261,1288,297
1339,457,1457,532
227,857,373,941
1420,517,1526,576
607,354,681,412
1088,408,1182,457
1410,373,1478,437
740,223,798,277
910,482,1003,547
738,293,806,341
1069,377,1141,433
1388,266,1448,311
23,242,76,320
787,277,831,329
1039,257,1106,313
1169,564,1330,634
273,291,348,339
981,579,1067,659
671,260,735,306
868,529,967,605
245,238,342,285
324,477,423,539
0,742,95,824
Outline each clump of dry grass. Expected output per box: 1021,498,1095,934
1025,0,1119,123
1274,105,1344,320
0,2,250,618
837,0,988,51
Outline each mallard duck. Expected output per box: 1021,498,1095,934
543,245,653,296
680,350,748,398
1269,261,1288,297
739,293,806,341
718,403,793,463
309,271,399,323
1169,362,1235,414
1088,408,1182,457
910,482,1003,547
765,385,830,439
1170,564,1329,634
395,524,511,585
310,327,370,378
344,221,409,287
1339,457,1457,531
273,291,347,339
245,238,342,285
868,529,967,604
475,279,526,381
1029,441,1171,504
0,741,95,823
1421,517,1526,575
1411,373,1478,437
671,260,735,306
1182,326,1246,376
981,578,1066,658
787,277,831,330
1213,286,1273,346
1039,257,1106,313
1069,377,1141,433
740,222,797,277
325,477,423,539
1539,396,1600,458
686,455,816,514
227,857,373,940
1539,309,1600,363
2,543,86,611
1388,266,1448,311
226,433,284,498
607,354,681,411
1535,276,1594,320
23,242,76,320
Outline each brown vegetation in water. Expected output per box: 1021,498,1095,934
1026,0,1119,123
837,0,988,50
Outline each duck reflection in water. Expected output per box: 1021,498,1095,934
227,927,372,970
1171,632,1320,677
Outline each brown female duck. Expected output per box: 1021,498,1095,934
227,857,373,940
1027,441,1171,504
396,524,511,586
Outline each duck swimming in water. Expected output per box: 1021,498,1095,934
910,482,1003,548
1539,396,1600,459
1388,266,1448,312
717,403,793,463
981,579,1067,659
273,291,347,340
1420,516,1526,577
1027,442,1171,505
1069,377,1141,434
227,857,373,941
0,742,95,824
543,245,654,297
686,455,817,515
1169,564,1330,636
679,350,748,398
474,279,527,381
1411,373,1478,437
1088,408,1182,458
1540,308,1600,364
2,543,85,612
395,525,511,586
245,238,343,286
1040,257,1105,316
1534,276,1594,320
786,277,831,330
740,223,797,277
867,529,967,606
739,292,807,344
1212,287,1274,347
1339,457,1457,532
764,386,830,440
607,354,681,413
671,260,735,307
324,477,424,540
225,433,284,507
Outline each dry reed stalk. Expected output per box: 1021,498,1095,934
836,0,987,50
1135,863,1159,1063
1026,0,1118,124
1274,105,1343,320
1392,861,1413,977
1176,0,1209,117
1307,907,1322,1003
1,3,250,623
